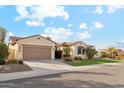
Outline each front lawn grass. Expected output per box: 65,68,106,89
68,59,123,66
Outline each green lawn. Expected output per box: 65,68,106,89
68,59,123,66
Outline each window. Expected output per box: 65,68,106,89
77,46,85,55
77,46,81,54
82,47,85,55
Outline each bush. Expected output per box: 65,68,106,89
0,43,8,60
63,54,70,57
18,60,23,65
7,60,23,65
7,60,18,64
55,50,62,58
63,47,71,57
85,46,97,59
0,59,6,65
74,56,82,60
64,57,73,62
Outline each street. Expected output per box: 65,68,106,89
0,63,124,88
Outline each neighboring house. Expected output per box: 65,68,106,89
97,49,122,54
97,49,110,54
117,50,124,59
8,35,56,60
56,41,88,59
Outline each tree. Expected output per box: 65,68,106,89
85,46,97,59
0,26,8,64
0,43,8,60
0,26,7,43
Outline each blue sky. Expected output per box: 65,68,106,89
0,5,124,49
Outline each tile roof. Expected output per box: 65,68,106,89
56,41,87,47
9,35,56,45
9,35,87,47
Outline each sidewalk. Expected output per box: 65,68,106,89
0,62,123,82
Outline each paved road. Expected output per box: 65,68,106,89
0,63,124,88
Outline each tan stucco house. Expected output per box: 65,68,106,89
8,34,92,60
8,35,56,60
56,41,88,59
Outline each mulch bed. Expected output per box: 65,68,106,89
0,64,32,73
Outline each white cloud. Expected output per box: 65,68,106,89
26,20,44,27
41,27,73,42
93,5,124,15
5,32,14,43
110,40,124,49
15,5,30,20
79,22,88,29
94,6,103,15
108,5,124,13
93,21,104,29
7,32,14,37
41,27,91,42
75,31,91,40
15,5,69,26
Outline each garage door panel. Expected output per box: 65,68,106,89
23,46,51,60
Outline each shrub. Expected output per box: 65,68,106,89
63,47,71,57
0,43,8,60
7,60,18,64
18,60,23,65
64,57,73,62
74,56,82,60
7,60,23,65
0,59,6,65
85,46,97,59
55,50,62,58
63,54,70,57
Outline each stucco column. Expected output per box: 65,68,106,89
51,46,55,60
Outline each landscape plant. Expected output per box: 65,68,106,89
0,26,8,65
108,47,118,59
63,47,71,57
85,46,97,59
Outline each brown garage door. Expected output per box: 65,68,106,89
23,45,51,60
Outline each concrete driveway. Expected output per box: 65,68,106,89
0,60,74,82
24,59,74,71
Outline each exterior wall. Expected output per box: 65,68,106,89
9,36,55,60
71,42,88,59
58,42,88,59
8,43,19,60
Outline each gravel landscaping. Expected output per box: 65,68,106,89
0,64,32,73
